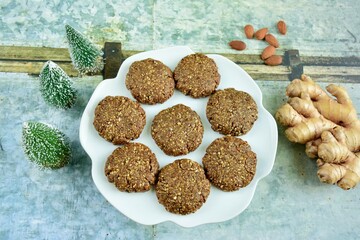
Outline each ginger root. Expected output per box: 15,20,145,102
276,74,360,190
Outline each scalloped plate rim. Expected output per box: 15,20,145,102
79,46,278,227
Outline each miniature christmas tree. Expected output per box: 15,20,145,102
65,24,104,74
39,61,77,109
22,121,71,169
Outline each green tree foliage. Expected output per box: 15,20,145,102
22,122,71,169
39,61,77,109
65,24,104,74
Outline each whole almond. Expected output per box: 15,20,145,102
229,40,246,51
261,45,276,60
244,24,254,39
254,28,268,40
277,20,287,35
265,34,279,48
265,55,283,66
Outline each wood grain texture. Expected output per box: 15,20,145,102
1,46,360,82
304,66,360,83
0,46,71,61
0,60,78,76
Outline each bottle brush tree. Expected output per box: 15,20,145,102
39,61,77,109
22,121,71,169
65,24,104,75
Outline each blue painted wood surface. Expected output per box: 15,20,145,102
0,1,359,239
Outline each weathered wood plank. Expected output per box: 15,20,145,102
2,46,358,69
210,53,264,64
0,46,71,61
307,75,360,83
0,62,289,81
121,50,265,64
121,50,141,59
302,55,360,67
239,64,289,81
1,45,360,83
303,66,360,83
304,66,360,76
0,60,78,76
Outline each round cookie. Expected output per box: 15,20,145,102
202,136,257,191
206,88,258,136
105,142,159,192
174,53,220,98
151,104,204,156
93,96,146,145
155,159,211,215
126,58,174,104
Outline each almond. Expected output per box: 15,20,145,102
277,20,287,35
244,24,254,39
254,28,268,40
261,45,276,60
265,55,283,66
265,34,279,48
229,40,246,51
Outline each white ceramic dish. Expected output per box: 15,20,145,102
79,46,278,227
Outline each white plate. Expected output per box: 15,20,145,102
79,46,278,227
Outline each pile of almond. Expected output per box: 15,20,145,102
229,20,287,66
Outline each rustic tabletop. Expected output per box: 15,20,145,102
1,1,359,239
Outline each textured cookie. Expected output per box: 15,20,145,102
105,142,159,192
126,58,175,104
202,136,257,191
156,159,211,215
151,104,204,156
174,53,220,98
206,88,258,136
93,96,146,144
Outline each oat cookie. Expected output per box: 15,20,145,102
174,53,220,98
206,88,258,136
93,96,146,144
126,58,174,104
105,142,159,192
202,136,257,191
151,104,204,156
155,159,211,215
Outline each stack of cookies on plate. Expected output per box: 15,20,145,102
93,53,258,215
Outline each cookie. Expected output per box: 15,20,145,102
151,104,204,156
126,58,174,104
155,159,211,215
206,88,258,136
202,136,257,191
174,53,220,98
105,142,159,192
93,96,146,144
